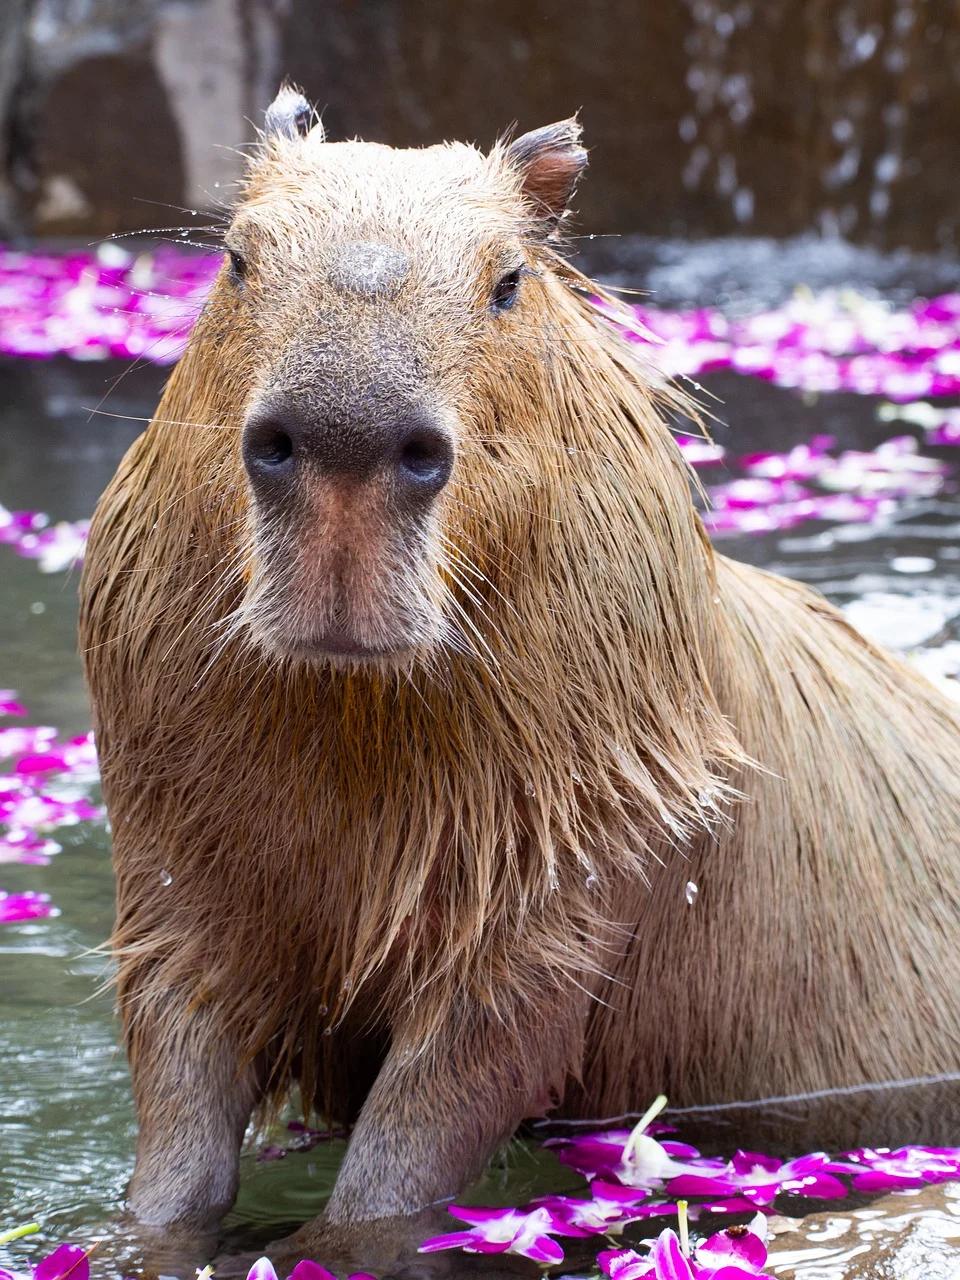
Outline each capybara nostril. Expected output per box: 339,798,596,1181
244,396,453,503
395,423,454,499
242,415,296,486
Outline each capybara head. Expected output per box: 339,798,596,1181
226,87,588,664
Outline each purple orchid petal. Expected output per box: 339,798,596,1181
703,1268,769,1280
33,1245,89,1280
852,1169,928,1192
245,1260,279,1280
288,1262,336,1280
461,1240,511,1256
666,1174,741,1197
729,1152,780,1178
597,1248,654,1280
0,890,56,923
418,1230,482,1253
525,1236,565,1265
778,1171,848,1199
647,1230,696,1280
695,1196,771,1216
695,1223,767,1273
446,1204,514,1226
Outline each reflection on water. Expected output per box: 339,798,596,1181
1,240,960,1275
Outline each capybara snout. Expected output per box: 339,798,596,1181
239,381,455,662
241,393,454,500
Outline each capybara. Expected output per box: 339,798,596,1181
80,86,960,1259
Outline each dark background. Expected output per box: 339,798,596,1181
1,0,958,250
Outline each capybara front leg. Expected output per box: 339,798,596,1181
322,997,576,1228
123,1001,260,1233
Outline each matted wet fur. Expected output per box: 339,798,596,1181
80,92,960,1247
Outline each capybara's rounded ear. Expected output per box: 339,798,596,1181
505,118,587,233
264,84,319,141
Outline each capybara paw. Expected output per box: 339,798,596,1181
84,1210,220,1280
259,1206,464,1278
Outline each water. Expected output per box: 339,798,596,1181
2,242,960,1276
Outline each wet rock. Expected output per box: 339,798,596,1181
32,52,184,235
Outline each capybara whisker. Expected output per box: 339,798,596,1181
79,90,960,1245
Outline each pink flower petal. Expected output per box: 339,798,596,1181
288,1263,336,1280
597,1247,654,1280
245,1260,279,1280
0,890,56,923
647,1230,695,1280
418,1230,484,1254
33,1246,89,1280
696,1223,767,1272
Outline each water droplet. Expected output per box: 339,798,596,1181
566,447,576,456
159,868,172,886
585,874,598,891
29,601,45,614
322,1027,333,1037
685,880,698,905
524,779,536,798
890,555,935,574
571,770,583,785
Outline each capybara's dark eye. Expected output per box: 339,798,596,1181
491,267,523,312
226,249,247,284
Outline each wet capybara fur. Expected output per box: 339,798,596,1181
80,87,960,1249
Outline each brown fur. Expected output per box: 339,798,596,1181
79,107,960,1241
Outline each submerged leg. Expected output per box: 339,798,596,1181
123,996,261,1232
276,990,581,1273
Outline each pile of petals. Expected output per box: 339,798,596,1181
699,433,950,536
0,505,87,573
418,1106,960,1269
0,692,100,929
546,1125,852,1217
0,243,219,363
4,246,960,403
841,1144,960,1192
0,890,57,924
628,288,960,402
600,1219,769,1280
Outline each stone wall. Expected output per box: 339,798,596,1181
2,0,959,250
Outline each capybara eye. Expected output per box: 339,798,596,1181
491,267,523,312
226,248,247,284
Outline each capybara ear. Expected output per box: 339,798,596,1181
264,83,319,141
505,118,587,232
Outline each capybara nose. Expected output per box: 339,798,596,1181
242,400,454,504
